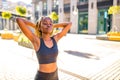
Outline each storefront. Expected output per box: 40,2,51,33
97,9,112,34
78,9,112,35
78,12,88,34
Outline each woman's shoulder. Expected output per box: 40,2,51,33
52,35,59,43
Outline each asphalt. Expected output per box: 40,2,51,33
0,33,120,80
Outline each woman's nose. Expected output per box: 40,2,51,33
47,24,51,27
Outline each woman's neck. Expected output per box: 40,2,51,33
42,34,51,41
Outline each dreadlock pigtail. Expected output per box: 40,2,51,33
35,22,40,38
35,17,44,38
35,29,41,38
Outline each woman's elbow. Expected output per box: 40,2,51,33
69,22,72,25
68,22,72,27
16,18,22,22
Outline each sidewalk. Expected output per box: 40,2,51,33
0,33,120,80
0,35,82,80
57,34,120,79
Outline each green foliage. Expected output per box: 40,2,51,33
18,34,30,43
79,18,88,26
108,6,120,14
16,6,27,16
49,12,58,23
2,11,12,19
18,34,33,49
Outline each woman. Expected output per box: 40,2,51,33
16,16,72,80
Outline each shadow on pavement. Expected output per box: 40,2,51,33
64,50,100,60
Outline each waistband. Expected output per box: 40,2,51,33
38,68,58,74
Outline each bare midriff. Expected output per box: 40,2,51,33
39,62,57,73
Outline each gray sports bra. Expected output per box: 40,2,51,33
36,37,58,64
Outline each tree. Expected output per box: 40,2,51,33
107,6,120,41
2,11,12,30
2,11,12,19
15,6,27,16
108,6,120,15
49,12,58,23
108,5,120,32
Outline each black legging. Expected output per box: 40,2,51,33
34,69,59,80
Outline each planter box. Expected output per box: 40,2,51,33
18,41,33,49
1,33,13,39
108,36,120,41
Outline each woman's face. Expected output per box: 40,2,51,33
40,17,53,34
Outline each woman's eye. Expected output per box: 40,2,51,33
43,23,47,25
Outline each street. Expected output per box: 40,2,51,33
0,34,120,80
0,34,83,80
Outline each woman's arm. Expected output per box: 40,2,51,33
20,18,36,29
16,18,39,51
53,22,72,42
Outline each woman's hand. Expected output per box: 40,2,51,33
53,22,72,28
53,22,72,42
20,18,36,29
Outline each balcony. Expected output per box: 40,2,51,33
77,2,88,11
97,0,113,9
42,10,47,15
52,5,58,13
52,4,70,13
64,4,70,13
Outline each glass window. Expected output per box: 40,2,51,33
78,12,88,34
97,9,111,34
52,0,58,8
43,1,47,10
97,0,109,2
79,0,88,2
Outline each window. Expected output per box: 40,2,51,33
79,0,88,2
53,0,58,8
91,2,94,9
78,12,88,34
43,1,47,10
117,0,120,5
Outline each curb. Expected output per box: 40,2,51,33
96,35,108,40
96,35,120,42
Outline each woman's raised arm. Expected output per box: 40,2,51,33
53,22,72,41
16,18,39,51
19,18,36,29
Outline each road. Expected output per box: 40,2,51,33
0,34,120,80
0,35,82,80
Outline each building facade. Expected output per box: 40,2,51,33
32,0,120,35
0,0,32,30
0,0,119,34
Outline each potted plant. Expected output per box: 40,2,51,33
107,5,120,41
1,11,13,39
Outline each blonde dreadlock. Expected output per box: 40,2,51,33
35,17,43,38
